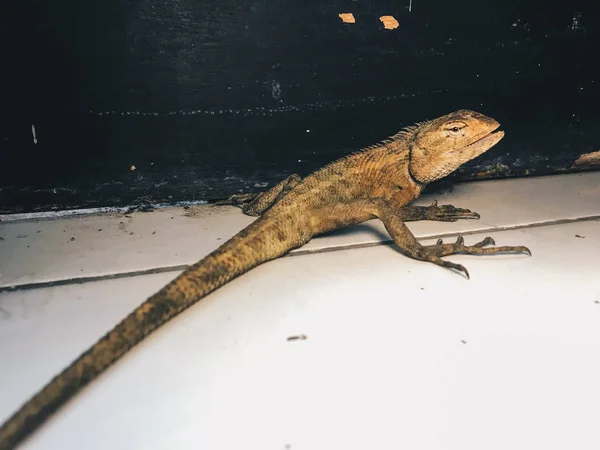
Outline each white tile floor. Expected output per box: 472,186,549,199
1,172,599,450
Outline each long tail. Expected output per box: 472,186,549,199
0,214,304,449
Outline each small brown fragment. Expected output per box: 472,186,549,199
575,234,585,238
338,13,355,24
287,334,308,341
70,237,75,241
379,15,399,30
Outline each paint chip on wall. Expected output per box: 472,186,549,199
339,13,356,24
380,15,399,30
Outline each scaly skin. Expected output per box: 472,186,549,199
0,109,531,449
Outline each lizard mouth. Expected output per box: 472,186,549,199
460,129,505,158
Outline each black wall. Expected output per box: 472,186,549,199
1,0,598,213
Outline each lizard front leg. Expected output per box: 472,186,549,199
378,202,530,278
215,174,302,216
312,198,530,279
400,200,480,222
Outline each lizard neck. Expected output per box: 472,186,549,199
406,143,427,189
353,139,424,205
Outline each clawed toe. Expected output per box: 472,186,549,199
484,245,532,256
443,260,470,279
453,208,479,220
473,236,495,247
438,205,480,220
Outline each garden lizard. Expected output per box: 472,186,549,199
0,109,531,449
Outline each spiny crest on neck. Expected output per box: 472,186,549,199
325,119,431,167
360,119,430,153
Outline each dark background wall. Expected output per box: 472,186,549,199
0,0,598,213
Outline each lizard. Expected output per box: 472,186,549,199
0,109,531,449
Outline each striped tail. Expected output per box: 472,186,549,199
0,214,306,450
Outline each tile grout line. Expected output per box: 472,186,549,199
1,214,599,294
0,265,192,294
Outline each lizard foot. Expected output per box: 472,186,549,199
426,200,480,221
400,201,480,222
431,235,532,257
214,193,259,206
421,236,531,279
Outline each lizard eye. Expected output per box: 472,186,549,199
445,121,467,136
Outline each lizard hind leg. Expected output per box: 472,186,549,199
214,174,302,216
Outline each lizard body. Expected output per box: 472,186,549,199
0,110,530,449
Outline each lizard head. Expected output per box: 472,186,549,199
408,109,505,184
